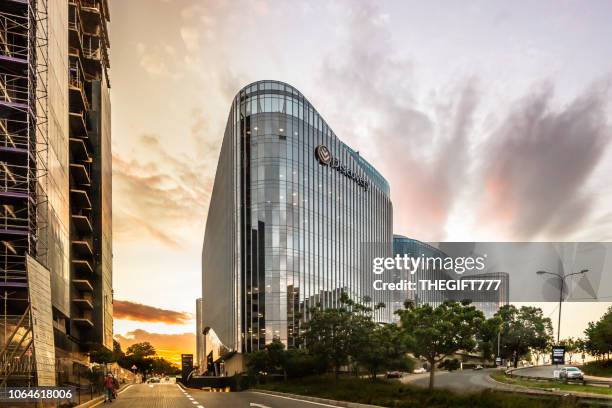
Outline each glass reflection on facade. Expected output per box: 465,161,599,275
457,272,509,318
392,235,453,312
202,81,393,358
393,236,509,318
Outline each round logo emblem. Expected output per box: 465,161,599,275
315,145,332,165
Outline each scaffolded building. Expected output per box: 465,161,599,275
0,0,112,386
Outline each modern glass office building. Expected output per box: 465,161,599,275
392,235,453,312
393,236,509,318
457,272,509,318
202,80,393,368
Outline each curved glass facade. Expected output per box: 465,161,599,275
392,235,452,311
202,80,393,357
392,236,509,318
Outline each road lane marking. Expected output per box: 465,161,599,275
250,404,271,408
192,402,198,405
250,392,340,407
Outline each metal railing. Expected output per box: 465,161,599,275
0,74,29,106
0,13,29,60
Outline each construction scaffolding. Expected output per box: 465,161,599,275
0,0,48,386
68,0,111,334
0,0,111,387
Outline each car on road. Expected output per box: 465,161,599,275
413,368,427,374
386,371,403,378
473,365,483,370
559,366,584,380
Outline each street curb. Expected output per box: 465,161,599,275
489,372,612,402
74,384,132,408
251,389,385,408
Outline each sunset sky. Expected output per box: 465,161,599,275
108,0,612,363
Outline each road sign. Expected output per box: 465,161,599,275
181,354,194,381
495,357,502,366
131,365,137,371
552,346,565,365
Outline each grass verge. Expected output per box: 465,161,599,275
257,375,583,407
490,371,612,396
582,360,612,378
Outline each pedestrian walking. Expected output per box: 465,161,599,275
103,373,115,403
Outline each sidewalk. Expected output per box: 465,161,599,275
75,384,133,408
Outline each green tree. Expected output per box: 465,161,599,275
575,338,587,364
126,342,156,358
531,341,552,366
397,300,484,389
301,293,356,380
351,322,386,379
113,340,122,354
352,323,411,380
495,305,553,368
246,339,299,382
121,342,158,379
284,348,326,378
150,357,180,375
246,350,268,380
477,316,502,363
90,340,126,364
266,339,288,380
378,324,413,372
560,337,579,364
584,306,612,360
89,347,114,364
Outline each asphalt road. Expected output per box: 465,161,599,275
399,365,611,393
100,383,342,408
400,368,515,392
514,365,569,379
512,365,612,382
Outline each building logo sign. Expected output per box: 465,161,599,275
315,144,332,165
315,144,370,191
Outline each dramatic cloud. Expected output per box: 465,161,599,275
115,329,195,364
112,131,216,247
113,300,193,325
317,2,479,240
108,0,612,341
316,1,611,241
478,83,611,239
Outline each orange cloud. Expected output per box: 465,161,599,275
115,329,195,365
114,300,193,325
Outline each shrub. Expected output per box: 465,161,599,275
439,358,461,371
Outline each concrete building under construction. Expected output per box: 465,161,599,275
0,0,112,386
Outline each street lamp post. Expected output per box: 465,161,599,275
536,269,589,344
